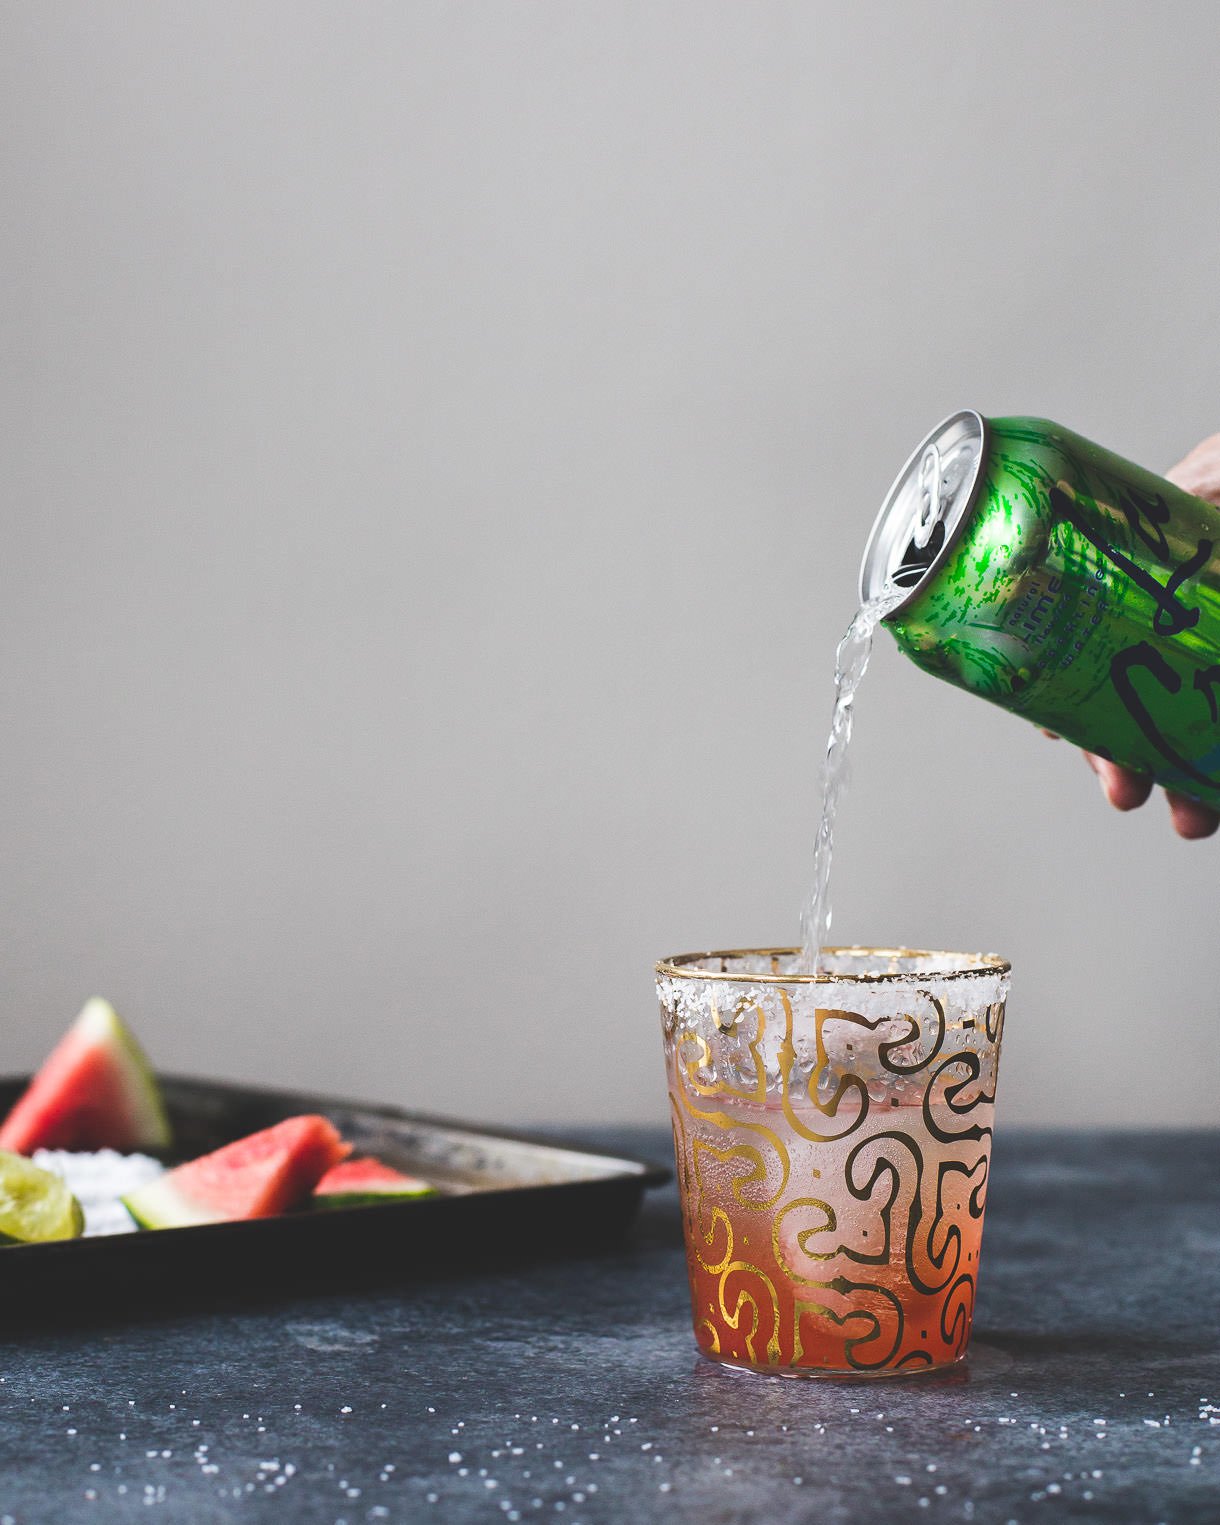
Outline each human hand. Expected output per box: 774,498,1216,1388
1081,434,1220,839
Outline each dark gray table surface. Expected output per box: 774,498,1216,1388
2,1127,1218,1524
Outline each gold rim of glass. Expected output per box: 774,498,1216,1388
655,946,1011,985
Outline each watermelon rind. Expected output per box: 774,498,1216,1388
82,999,172,1152
312,1184,435,1210
121,1174,215,1231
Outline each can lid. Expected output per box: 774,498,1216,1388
858,410,986,612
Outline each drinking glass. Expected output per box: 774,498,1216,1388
656,947,1010,1378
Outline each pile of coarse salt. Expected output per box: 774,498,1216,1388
32,1149,164,1237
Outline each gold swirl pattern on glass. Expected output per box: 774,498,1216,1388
657,948,1009,1378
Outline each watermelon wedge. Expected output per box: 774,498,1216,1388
0,999,171,1156
121,1115,349,1229
313,1156,435,1208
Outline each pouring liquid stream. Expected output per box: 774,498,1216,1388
797,588,904,974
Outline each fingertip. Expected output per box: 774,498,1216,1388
1167,792,1220,840
1092,757,1154,811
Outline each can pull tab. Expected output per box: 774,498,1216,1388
913,443,942,549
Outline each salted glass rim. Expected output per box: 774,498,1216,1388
655,945,1010,986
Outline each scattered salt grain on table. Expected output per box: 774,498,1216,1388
32,1150,164,1236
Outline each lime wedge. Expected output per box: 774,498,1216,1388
0,1149,84,1244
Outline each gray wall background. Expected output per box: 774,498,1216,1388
2,2,1218,1129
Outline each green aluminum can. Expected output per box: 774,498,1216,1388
859,411,1220,806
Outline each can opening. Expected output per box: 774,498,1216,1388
858,411,986,611
891,518,946,588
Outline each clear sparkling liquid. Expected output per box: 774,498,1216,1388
797,591,903,973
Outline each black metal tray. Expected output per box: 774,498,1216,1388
0,1074,670,1315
